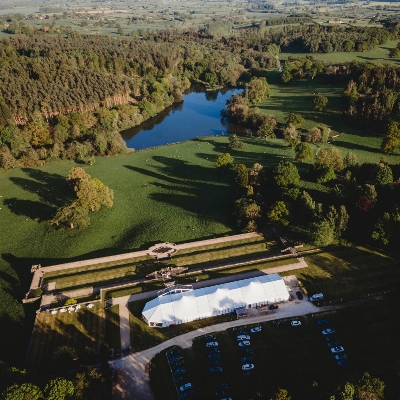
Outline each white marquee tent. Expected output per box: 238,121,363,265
142,273,289,327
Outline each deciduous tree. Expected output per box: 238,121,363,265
215,153,234,169
312,94,328,111
273,161,300,187
248,77,270,105
295,142,313,162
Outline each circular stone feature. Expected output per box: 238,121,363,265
147,242,177,259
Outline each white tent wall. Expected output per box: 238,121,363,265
142,273,290,327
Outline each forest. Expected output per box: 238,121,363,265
1,23,400,170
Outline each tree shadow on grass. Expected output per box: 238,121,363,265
27,307,106,369
331,139,381,154
4,198,56,221
21,168,72,204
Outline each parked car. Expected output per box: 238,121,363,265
207,353,221,360
335,354,347,360
214,383,228,390
209,360,221,368
179,383,193,392
240,356,253,364
208,347,220,353
242,363,255,371
236,329,249,336
210,367,223,373
250,326,262,333
239,348,253,355
167,348,180,358
331,346,345,354
237,335,251,341
204,334,216,341
327,341,340,348
206,342,219,347
317,319,329,325
169,355,183,364
325,333,336,341
268,304,278,310
338,360,351,366
291,320,301,327
296,291,304,300
238,340,251,347
171,359,185,369
179,390,194,400
275,321,287,328
322,328,335,335
173,368,187,377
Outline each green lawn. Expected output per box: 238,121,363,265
150,297,400,400
286,245,400,303
104,305,121,350
26,302,105,368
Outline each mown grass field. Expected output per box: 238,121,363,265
26,302,105,367
150,297,400,400
282,245,400,302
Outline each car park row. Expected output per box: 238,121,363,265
320,320,350,366
236,326,262,378
167,347,194,400
204,334,232,400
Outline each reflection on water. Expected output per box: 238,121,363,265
121,88,243,150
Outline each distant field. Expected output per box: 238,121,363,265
280,40,400,65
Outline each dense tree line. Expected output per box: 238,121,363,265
263,16,313,26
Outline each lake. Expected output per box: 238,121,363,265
121,88,243,150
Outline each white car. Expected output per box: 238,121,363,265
237,335,251,341
206,342,218,347
322,328,335,335
331,346,345,354
179,383,192,392
250,326,262,333
238,340,251,347
242,363,255,371
291,321,301,327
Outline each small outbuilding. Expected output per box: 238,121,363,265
142,274,289,327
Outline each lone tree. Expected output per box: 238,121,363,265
294,142,313,162
235,164,248,188
312,94,328,111
273,161,300,187
215,153,234,169
228,134,244,149
284,113,305,128
50,167,114,229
